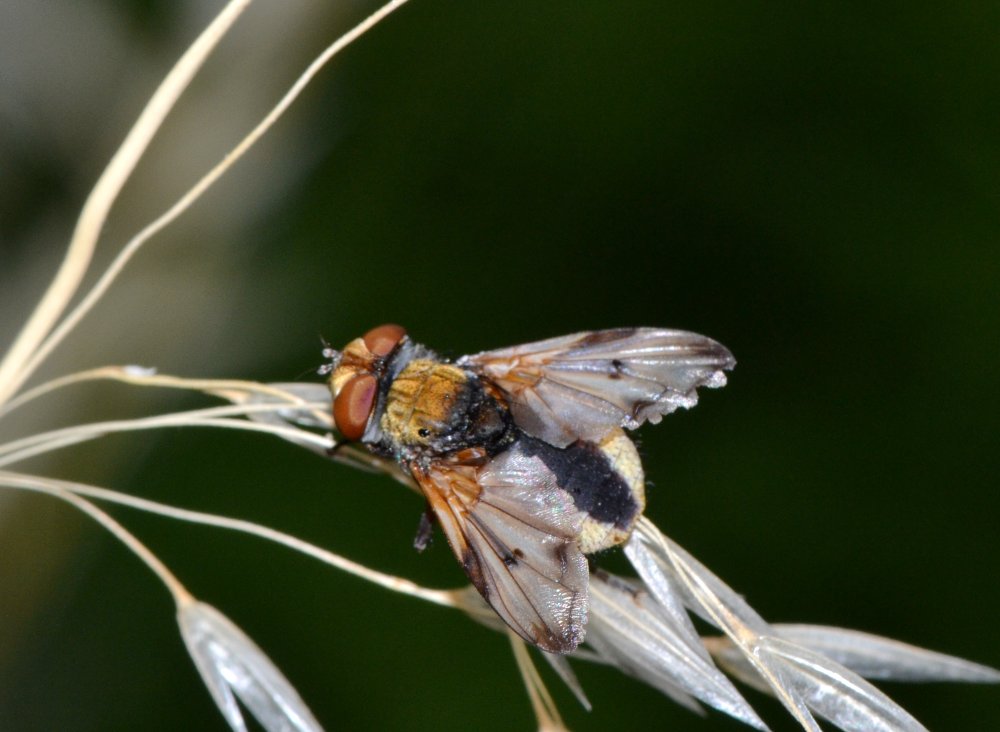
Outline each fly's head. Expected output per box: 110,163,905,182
324,323,408,443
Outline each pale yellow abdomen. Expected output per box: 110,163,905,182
577,429,646,554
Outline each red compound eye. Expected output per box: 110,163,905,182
362,323,406,357
333,373,377,441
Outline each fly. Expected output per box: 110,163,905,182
323,325,734,653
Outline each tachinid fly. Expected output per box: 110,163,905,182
324,325,734,653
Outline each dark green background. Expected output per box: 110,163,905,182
2,1,998,730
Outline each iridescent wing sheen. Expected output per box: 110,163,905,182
411,448,589,653
458,327,735,447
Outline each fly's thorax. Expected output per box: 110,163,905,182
381,359,464,445
381,360,512,455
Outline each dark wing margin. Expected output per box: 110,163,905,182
412,449,589,653
459,327,735,447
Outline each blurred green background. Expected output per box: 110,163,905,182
1,1,998,730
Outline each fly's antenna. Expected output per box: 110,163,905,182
317,335,341,376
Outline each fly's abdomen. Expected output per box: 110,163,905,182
518,430,645,553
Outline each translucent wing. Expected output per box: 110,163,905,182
459,328,735,447
411,448,589,653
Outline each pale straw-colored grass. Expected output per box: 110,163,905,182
0,2,416,730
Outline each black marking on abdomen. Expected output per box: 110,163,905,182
517,434,639,529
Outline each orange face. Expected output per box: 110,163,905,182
328,323,407,441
